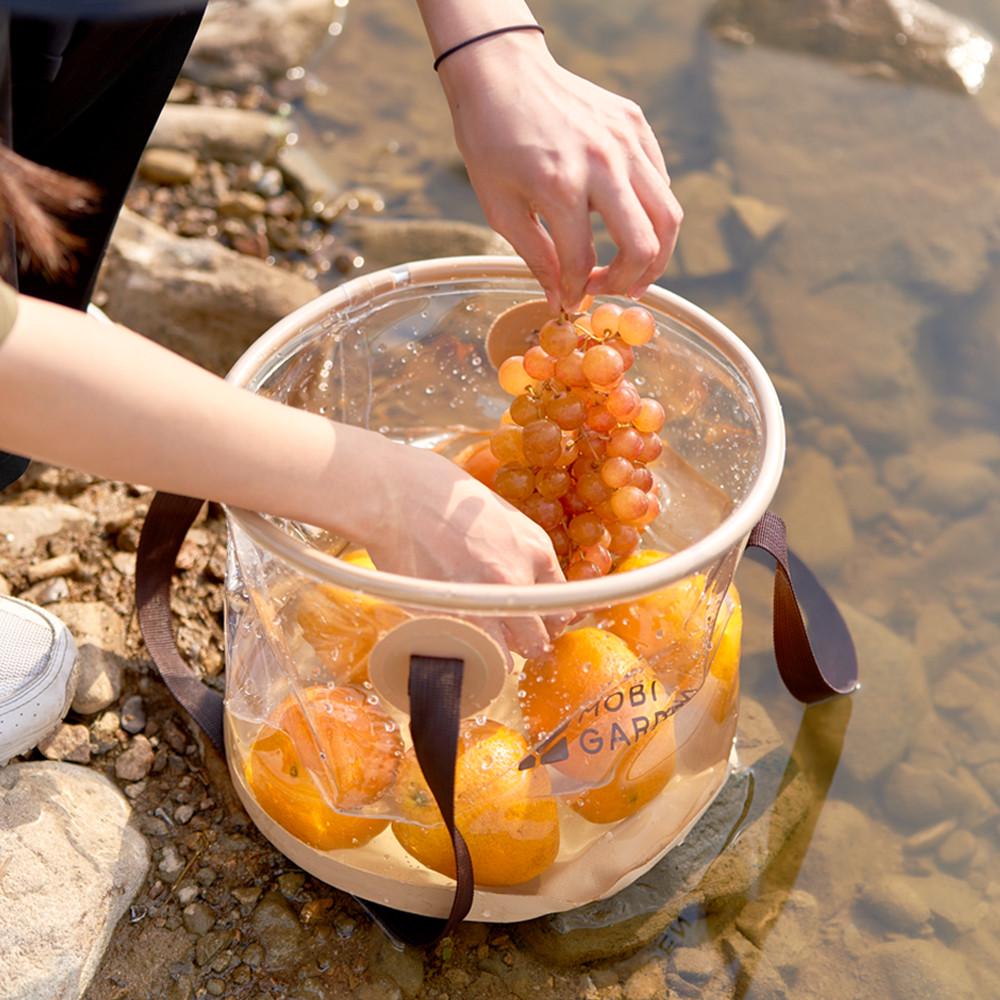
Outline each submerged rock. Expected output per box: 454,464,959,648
0,762,148,1000
98,210,319,375
708,0,994,95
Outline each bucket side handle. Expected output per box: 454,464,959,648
746,510,859,701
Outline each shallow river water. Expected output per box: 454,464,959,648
287,0,1000,996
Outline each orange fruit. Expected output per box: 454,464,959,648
603,549,742,700
296,549,406,684
519,627,677,824
457,439,500,489
392,720,559,886
245,685,402,851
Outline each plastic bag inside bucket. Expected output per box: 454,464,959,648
221,258,783,920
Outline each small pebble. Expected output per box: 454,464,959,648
242,943,264,969
158,844,185,882
905,819,957,853
124,781,147,800
182,901,216,936
205,978,226,997
672,946,716,984
115,735,155,781
174,803,196,825
232,886,262,907
277,872,305,898
196,866,218,887
120,694,146,734
177,885,200,906
37,723,91,763
27,552,80,583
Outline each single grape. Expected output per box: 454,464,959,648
523,345,556,381
579,543,612,575
576,471,612,507
582,344,625,387
545,393,587,430
490,426,525,464
607,522,640,557
607,427,644,460
548,524,571,558
618,306,656,346
606,381,641,421
562,490,590,518
636,492,662,527
600,456,633,489
590,302,623,339
494,464,535,502
554,349,588,387
577,431,607,463
539,319,578,358
630,465,654,492
593,499,617,523
498,356,536,396
610,485,648,523
523,494,564,531
571,454,595,480
536,467,571,500
523,419,562,466
585,405,618,434
638,432,663,463
510,394,541,426
607,338,635,372
566,559,602,581
554,436,579,468
633,398,666,434
568,512,605,547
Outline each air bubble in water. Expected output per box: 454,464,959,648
384,721,397,733
366,694,380,706
474,714,487,727
471,356,482,367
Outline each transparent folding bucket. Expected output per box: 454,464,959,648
221,257,785,922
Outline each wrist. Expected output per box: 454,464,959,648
437,27,551,99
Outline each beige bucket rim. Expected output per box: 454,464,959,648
224,256,786,614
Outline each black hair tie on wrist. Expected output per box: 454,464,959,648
433,24,545,72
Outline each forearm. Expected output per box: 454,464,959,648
0,295,393,540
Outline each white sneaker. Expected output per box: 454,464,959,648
0,595,79,766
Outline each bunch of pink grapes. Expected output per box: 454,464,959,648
490,302,665,581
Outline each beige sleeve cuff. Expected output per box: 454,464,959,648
0,280,18,348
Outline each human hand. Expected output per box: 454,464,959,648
364,442,567,660
437,30,682,311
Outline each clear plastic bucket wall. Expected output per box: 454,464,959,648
222,257,785,921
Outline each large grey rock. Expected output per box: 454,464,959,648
0,762,149,1000
184,0,344,87
836,604,930,783
149,104,290,165
0,503,94,557
342,217,512,273
98,210,319,374
519,700,811,965
708,0,994,95
47,601,127,716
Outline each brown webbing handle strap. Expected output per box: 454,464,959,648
746,511,858,702
136,491,225,751
364,655,474,945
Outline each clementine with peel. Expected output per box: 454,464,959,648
245,685,402,851
457,438,500,488
519,627,678,824
296,549,406,685
604,550,742,699
392,720,559,886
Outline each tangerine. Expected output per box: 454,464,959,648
245,685,402,851
519,628,677,824
457,438,501,488
296,549,406,684
392,719,559,886
603,549,742,700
